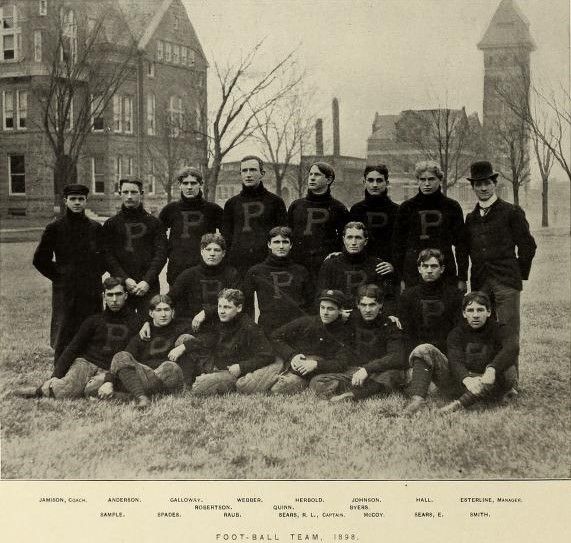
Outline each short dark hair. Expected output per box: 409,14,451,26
102,276,126,292
363,164,389,181
200,232,226,251
240,155,264,173
267,226,292,242
119,178,143,191
310,161,335,183
177,167,203,184
218,288,244,307
417,248,445,266
149,294,174,310
356,283,384,304
343,221,368,238
462,291,492,311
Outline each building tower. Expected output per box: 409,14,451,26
478,0,536,185
332,97,340,157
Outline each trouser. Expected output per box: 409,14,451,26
270,371,309,395
40,357,107,399
110,351,184,397
407,343,455,398
310,366,405,400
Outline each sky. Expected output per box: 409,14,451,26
182,0,570,162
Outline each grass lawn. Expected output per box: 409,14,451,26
1,230,570,480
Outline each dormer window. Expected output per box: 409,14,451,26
39,0,48,16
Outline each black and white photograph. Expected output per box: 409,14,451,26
0,0,569,517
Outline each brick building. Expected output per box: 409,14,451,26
0,0,207,218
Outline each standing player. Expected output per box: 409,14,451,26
392,161,468,290
33,184,104,360
288,162,349,282
222,156,287,277
103,179,167,314
159,167,223,287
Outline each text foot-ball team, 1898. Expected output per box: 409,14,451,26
19,156,536,416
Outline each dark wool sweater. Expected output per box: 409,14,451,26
392,189,468,285
124,320,191,369
103,205,167,288
349,312,406,374
184,313,274,375
242,254,313,333
465,198,536,291
350,191,399,263
159,192,223,284
398,278,463,355
168,261,241,321
52,306,141,379
222,182,287,273
447,320,519,383
271,315,354,375
317,249,395,306
288,189,349,278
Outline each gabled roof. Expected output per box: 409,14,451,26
478,0,536,50
369,114,400,141
117,0,165,44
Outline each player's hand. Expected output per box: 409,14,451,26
375,261,394,276
340,309,352,322
290,354,306,371
325,252,342,260
227,364,241,378
139,321,151,340
98,382,114,399
463,376,484,395
192,310,206,333
400,280,406,293
481,366,496,386
135,280,150,296
457,280,467,293
351,367,368,387
168,344,186,362
388,315,402,330
297,358,318,376
125,278,137,293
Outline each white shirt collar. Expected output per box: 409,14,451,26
478,193,498,211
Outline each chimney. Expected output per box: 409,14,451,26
315,118,323,156
332,98,340,157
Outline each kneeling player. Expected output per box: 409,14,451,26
109,294,188,409
270,289,354,395
176,289,277,395
439,291,519,413
15,277,140,400
311,284,405,402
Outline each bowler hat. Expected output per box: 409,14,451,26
467,161,498,182
318,289,346,308
63,184,89,197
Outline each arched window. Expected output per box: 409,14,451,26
60,8,77,64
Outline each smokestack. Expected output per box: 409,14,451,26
315,118,323,156
332,98,340,157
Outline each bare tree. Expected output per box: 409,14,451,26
531,110,556,226
396,106,482,194
252,85,316,198
31,1,138,207
202,40,302,200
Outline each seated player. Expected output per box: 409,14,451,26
109,294,188,409
399,248,463,415
270,289,354,395
317,221,396,310
242,226,313,334
311,284,405,402
168,233,240,333
439,291,519,414
15,277,141,400
173,289,277,395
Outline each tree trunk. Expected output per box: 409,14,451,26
54,154,77,215
441,175,448,195
541,176,549,227
512,183,519,206
206,160,222,202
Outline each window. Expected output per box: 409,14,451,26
34,30,42,62
173,44,179,64
39,1,47,16
147,61,155,77
123,95,133,134
169,95,183,136
180,46,187,66
187,48,195,66
1,5,20,61
91,95,104,131
146,159,155,195
114,155,122,193
9,154,25,194
60,9,77,65
156,40,163,61
146,93,155,135
17,90,26,129
173,15,179,31
126,156,133,176
165,42,171,63
87,18,96,35
91,156,105,194
195,103,203,135
3,91,14,129
112,94,121,132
